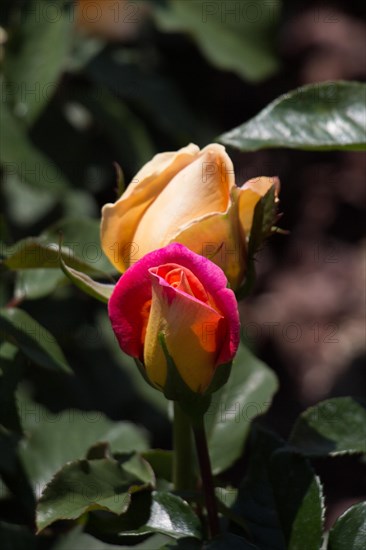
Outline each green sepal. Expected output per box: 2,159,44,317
204,361,232,395
235,259,256,300
236,185,278,300
249,185,277,257
133,358,158,391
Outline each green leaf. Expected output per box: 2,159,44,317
52,528,122,550
205,342,278,474
219,81,366,151
60,257,114,304
289,398,366,456
233,428,286,549
155,0,280,82
270,451,324,550
2,238,96,272
14,269,65,301
2,173,57,226
0,93,70,192
142,450,173,482
328,502,366,550
52,526,172,550
36,454,154,532
0,343,24,431
87,490,153,535
0,426,35,516
43,217,115,274
3,0,72,126
122,491,201,540
2,170,97,230
216,486,238,509
18,394,149,493
62,189,98,219
2,217,115,273
0,308,71,373
3,217,116,300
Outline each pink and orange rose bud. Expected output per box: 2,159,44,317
108,243,240,395
101,143,279,291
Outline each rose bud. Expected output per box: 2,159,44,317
108,243,240,396
101,143,279,291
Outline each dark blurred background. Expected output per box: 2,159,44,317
1,0,365,531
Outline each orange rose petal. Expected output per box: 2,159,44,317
123,143,200,199
173,202,246,291
133,145,235,262
100,144,200,272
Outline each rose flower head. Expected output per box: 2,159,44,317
101,143,279,291
108,243,240,396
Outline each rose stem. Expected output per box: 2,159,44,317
193,417,220,539
173,401,194,491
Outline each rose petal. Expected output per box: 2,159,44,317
172,194,246,290
144,269,224,392
133,144,235,261
152,264,210,304
108,266,152,361
101,144,200,272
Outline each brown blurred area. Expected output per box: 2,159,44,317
234,2,366,527
235,1,366,411
75,0,152,41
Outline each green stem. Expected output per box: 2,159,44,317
173,401,194,491
193,417,220,539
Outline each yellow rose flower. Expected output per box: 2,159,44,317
101,143,279,290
